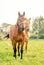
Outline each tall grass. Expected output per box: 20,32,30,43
0,39,44,65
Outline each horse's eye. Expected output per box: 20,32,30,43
18,19,21,23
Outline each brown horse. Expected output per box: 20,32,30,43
24,18,31,51
9,12,27,59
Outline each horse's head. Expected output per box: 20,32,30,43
25,18,31,32
17,12,26,32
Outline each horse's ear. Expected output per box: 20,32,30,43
23,12,25,16
18,12,20,16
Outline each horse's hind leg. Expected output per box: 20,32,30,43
18,42,20,56
25,40,28,52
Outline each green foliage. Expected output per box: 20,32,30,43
39,35,44,39
29,35,44,39
32,16,44,35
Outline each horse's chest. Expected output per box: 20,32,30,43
10,25,25,41
10,27,18,38
16,35,24,42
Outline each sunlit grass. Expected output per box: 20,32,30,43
0,39,44,65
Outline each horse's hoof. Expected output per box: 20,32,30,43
18,54,20,56
18,56,22,60
20,57,22,59
13,55,16,58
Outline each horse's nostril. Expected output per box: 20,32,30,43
20,28,24,32
26,29,29,31
22,28,24,31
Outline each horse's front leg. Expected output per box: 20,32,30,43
18,42,20,56
13,45,16,58
12,40,17,58
20,41,24,59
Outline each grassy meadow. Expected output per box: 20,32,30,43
0,39,44,65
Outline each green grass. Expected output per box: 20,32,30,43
0,39,44,65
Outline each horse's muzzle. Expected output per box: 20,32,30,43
20,27,25,32
26,28,29,32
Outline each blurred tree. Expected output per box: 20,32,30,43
32,16,44,38
0,23,11,34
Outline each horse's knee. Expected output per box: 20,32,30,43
18,46,20,56
26,43,27,49
18,46,19,50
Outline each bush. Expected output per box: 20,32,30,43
29,36,37,39
39,35,44,39
29,35,44,39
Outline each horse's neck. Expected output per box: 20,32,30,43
25,31,29,36
15,24,21,34
18,28,22,34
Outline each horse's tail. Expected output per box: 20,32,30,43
4,34,9,39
